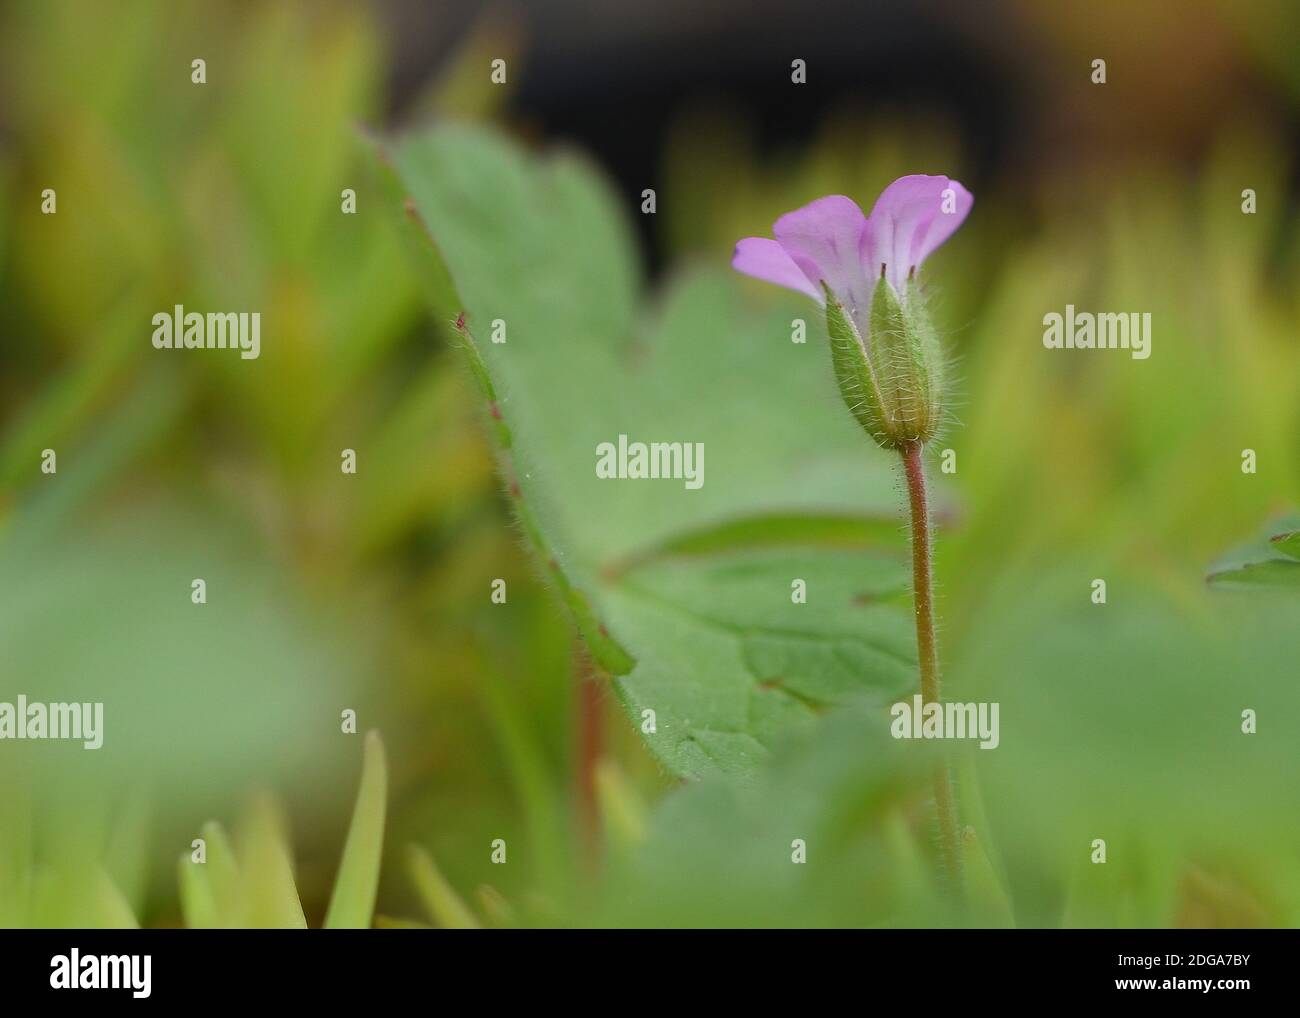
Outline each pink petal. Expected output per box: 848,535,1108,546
862,175,973,292
731,237,821,302
771,195,871,315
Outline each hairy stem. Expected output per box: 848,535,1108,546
573,640,603,870
900,441,962,894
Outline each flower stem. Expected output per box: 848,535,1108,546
573,640,603,870
900,440,962,895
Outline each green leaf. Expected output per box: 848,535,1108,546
179,821,241,928
595,702,943,926
962,565,1300,927
1210,558,1300,589
379,123,918,777
1207,512,1300,591
103,786,152,916
323,730,389,929
200,821,241,924
407,844,481,929
177,852,218,929
30,864,139,929
1269,530,1300,561
234,796,307,929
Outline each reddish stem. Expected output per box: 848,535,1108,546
574,641,603,868
901,441,962,894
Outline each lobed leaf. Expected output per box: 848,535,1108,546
379,123,919,777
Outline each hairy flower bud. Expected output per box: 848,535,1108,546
732,176,970,449
824,277,945,449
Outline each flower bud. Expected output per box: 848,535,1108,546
823,277,946,450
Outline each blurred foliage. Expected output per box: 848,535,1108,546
2,0,1299,928
0,0,581,927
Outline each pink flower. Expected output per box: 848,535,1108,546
732,176,972,449
732,176,972,330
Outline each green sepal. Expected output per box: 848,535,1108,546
822,283,893,448
866,276,945,446
822,278,947,449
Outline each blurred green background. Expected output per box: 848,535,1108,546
1,0,1298,928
